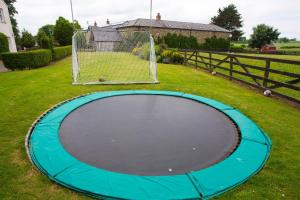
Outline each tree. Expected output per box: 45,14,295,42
4,0,20,46
73,20,82,30
249,24,280,48
37,30,52,49
54,17,74,46
211,4,243,41
38,25,55,38
21,30,35,49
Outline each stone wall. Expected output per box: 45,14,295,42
118,27,230,44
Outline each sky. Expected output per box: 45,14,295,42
14,0,300,39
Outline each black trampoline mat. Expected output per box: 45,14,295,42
59,95,240,176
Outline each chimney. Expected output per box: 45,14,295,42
106,19,110,25
156,13,161,21
94,21,97,27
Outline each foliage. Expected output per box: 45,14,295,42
0,33,9,53
1,49,52,70
4,0,20,46
73,20,82,30
160,50,184,64
37,30,52,49
211,4,243,41
201,36,231,51
52,46,72,61
163,33,199,49
38,25,55,38
249,24,280,48
20,30,35,49
54,17,74,46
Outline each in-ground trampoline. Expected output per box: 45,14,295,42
26,91,271,200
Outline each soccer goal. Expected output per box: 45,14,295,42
72,29,158,85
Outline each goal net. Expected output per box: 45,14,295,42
72,28,158,84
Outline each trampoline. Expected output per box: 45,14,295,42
26,90,271,200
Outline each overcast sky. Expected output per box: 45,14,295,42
15,0,300,39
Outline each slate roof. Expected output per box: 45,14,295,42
116,18,230,33
91,28,122,42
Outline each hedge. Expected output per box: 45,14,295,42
52,45,72,61
0,33,9,53
1,50,52,70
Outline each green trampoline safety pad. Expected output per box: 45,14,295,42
27,90,272,199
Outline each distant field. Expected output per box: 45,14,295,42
76,52,154,84
232,41,300,52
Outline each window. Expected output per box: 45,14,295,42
0,8,5,23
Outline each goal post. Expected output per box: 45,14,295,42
72,29,158,85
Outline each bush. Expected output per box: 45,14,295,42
1,49,52,70
163,33,199,49
0,33,9,53
201,36,231,51
21,30,35,49
52,46,72,61
37,30,53,49
160,50,184,64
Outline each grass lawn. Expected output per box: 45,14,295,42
77,52,155,84
186,52,300,100
0,57,299,199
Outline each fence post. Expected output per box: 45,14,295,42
184,50,187,65
209,52,212,71
195,51,198,68
230,56,233,80
263,60,271,87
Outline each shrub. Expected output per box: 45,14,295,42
138,43,151,60
163,33,199,49
21,30,35,49
37,30,53,49
132,47,142,56
0,33,9,53
52,46,72,61
201,36,230,51
160,50,184,64
1,49,52,70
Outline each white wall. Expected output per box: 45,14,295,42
0,0,17,52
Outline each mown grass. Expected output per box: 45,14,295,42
0,57,299,199
186,52,300,100
77,52,154,84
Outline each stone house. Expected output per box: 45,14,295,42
0,0,17,52
88,13,231,46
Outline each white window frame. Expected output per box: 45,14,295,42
0,8,5,23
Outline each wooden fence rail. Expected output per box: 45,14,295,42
178,49,300,104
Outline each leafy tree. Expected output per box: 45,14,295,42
54,17,75,46
211,4,243,41
73,20,82,30
0,33,9,53
249,24,280,48
4,0,20,46
38,25,55,38
37,30,52,49
21,30,35,49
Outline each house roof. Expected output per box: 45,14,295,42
92,28,122,42
113,18,230,33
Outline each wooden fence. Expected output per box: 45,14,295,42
178,49,300,104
